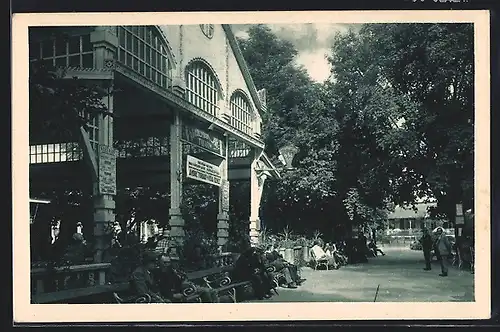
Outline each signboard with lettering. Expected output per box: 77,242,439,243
98,144,117,195
455,204,464,225
221,180,230,212
182,125,225,157
186,155,222,186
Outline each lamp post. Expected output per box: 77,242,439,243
256,143,299,173
250,143,299,246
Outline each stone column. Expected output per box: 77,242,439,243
249,150,266,246
169,111,185,246
90,26,118,263
217,136,230,249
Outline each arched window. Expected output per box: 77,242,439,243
230,91,253,134
117,26,173,89
185,61,221,117
30,32,94,69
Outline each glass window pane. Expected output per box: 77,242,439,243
119,27,125,46
29,44,40,59
69,55,80,67
152,51,157,68
55,57,67,67
82,34,92,52
161,57,166,73
145,46,151,64
126,53,132,67
139,26,145,39
119,49,125,62
42,41,53,58
146,29,152,44
42,58,53,68
133,57,139,71
145,66,151,79
55,39,67,56
139,61,145,75
133,37,139,55
82,54,93,68
139,42,145,58
126,32,132,49
69,36,80,54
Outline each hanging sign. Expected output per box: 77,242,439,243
221,180,230,212
186,155,222,186
98,144,117,195
181,125,225,157
455,203,465,225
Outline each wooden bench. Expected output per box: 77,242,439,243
186,265,253,303
32,282,129,304
31,263,129,304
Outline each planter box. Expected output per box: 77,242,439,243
302,245,310,262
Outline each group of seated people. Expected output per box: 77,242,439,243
310,239,347,269
309,236,386,268
231,242,306,300
127,241,306,303
129,251,220,303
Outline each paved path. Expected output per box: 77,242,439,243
251,247,474,302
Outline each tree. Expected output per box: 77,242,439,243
29,60,111,143
356,23,475,221
238,25,345,236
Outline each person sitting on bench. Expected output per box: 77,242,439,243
233,243,275,300
129,251,169,303
311,240,339,269
155,253,219,303
367,241,386,256
264,246,304,288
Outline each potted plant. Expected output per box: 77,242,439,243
277,226,295,263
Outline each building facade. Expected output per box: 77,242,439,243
29,24,279,262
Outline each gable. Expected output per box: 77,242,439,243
159,24,264,124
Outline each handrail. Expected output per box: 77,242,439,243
31,263,112,275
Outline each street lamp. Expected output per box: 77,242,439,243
255,143,299,173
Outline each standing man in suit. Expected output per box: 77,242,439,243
420,228,434,271
433,227,453,277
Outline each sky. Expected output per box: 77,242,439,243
232,23,357,83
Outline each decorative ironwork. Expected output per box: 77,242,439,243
114,136,169,159
104,58,116,69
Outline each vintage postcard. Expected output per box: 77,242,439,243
12,10,490,323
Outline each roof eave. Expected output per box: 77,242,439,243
222,24,266,116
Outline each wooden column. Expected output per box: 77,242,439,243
169,112,185,245
217,135,230,249
90,26,118,263
249,149,266,246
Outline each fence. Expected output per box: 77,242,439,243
31,263,128,303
